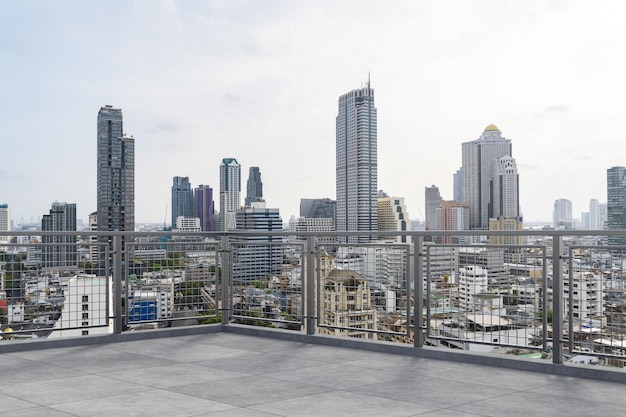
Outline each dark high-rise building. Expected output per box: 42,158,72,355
245,166,264,206
41,202,77,268
300,198,336,226
171,176,194,226
425,185,442,231
97,105,134,273
607,166,626,247
194,184,215,232
336,80,378,243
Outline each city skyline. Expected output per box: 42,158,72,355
2,1,625,225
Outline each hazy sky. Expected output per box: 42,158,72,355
2,0,626,226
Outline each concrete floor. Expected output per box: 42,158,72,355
1,332,625,416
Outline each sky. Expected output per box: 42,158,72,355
2,0,626,226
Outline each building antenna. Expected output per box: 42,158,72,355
368,70,371,88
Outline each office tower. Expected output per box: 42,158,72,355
589,199,600,230
489,217,523,245
41,202,77,268
492,156,520,220
233,202,283,283
607,166,626,246
453,168,463,202
171,176,194,226
245,167,264,206
97,105,134,272
88,212,98,264
0,204,9,246
219,158,241,231
553,198,573,229
462,124,516,229
435,200,470,244
378,196,409,243
300,198,336,227
194,185,214,232
425,185,442,231
599,203,608,229
335,81,378,243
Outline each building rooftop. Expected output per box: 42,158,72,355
2,329,625,416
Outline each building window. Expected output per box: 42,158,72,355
82,295,89,302
82,312,89,319
82,304,89,311
82,330,89,336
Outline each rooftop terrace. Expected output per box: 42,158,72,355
1,325,626,417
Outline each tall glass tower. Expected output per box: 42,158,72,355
461,124,515,229
97,105,134,273
607,166,626,247
335,81,378,243
219,158,241,231
171,176,194,226
245,166,264,206
41,202,77,268
194,184,214,232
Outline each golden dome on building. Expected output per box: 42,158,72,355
484,124,499,132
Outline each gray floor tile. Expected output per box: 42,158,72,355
526,377,626,407
451,390,626,417
0,374,151,406
51,389,235,417
267,362,400,389
168,375,331,407
251,390,436,417
0,405,76,416
0,393,39,413
349,374,517,408
105,362,248,388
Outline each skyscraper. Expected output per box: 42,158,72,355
0,204,10,246
219,158,241,231
607,166,626,246
335,81,378,243
424,185,442,231
377,196,409,243
194,185,214,232
97,105,134,271
245,167,264,207
41,202,77,268
435,200,470,244
453,168,463,202
492,156,520,220
461,124,516,229
171,176,194,226
553,198,573,229
300,198,336,227
233,202,283,283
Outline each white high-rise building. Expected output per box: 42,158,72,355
589,199,600,230
336,81,378,243
462,125,515,229
0,204,10,246
219,158,241,231
493,156,520,219
553,198,573,229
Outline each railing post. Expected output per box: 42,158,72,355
112,235,122,334
414,236,424,348
552,235,563,364
220,235,231,326
306,236,316,335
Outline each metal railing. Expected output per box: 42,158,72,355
2,229,626,371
